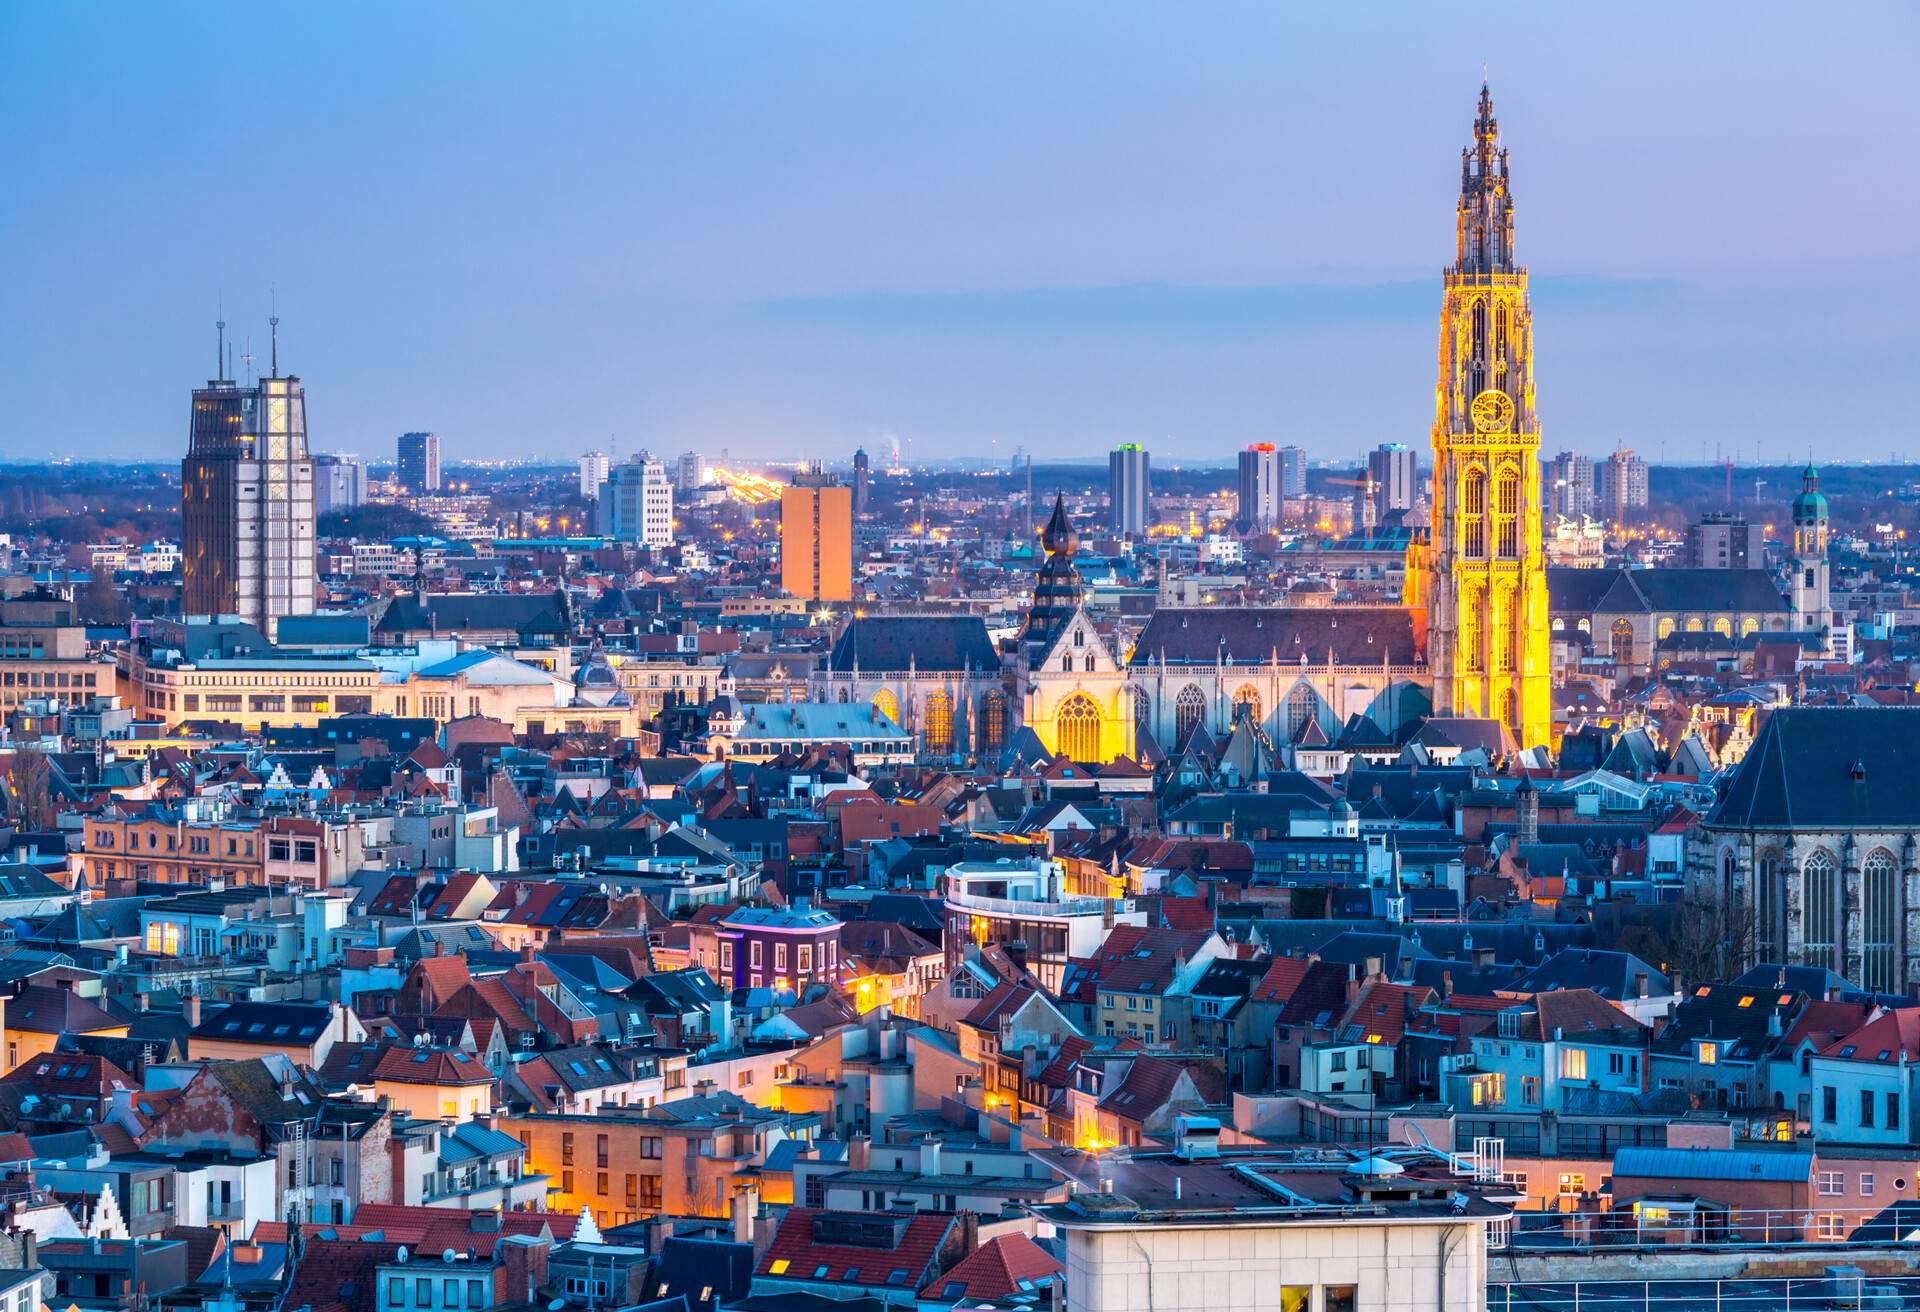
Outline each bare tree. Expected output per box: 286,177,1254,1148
79,568,130,626
5,746,60,832
1608,893,1758,987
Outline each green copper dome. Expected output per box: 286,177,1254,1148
1793,464,1827,522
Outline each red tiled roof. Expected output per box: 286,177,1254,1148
1252,956,1309,1003
1821,1008,1920,1062
256,1206,574,1257
425,873,486,918
1089,927,1210,993
1338,982,1434,1045
1158,895,1214,934
1035,1036,1093,1089
758,1208,957,1289
1524,988,1647,1043
409,953,473,1002
279,1237,401,1312
961,979,1041,1031
1276,959,1355,1028
370,1047,495,1085
922,1233,1062,1300
1781,1000,1874,1051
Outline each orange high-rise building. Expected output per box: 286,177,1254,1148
780,474,853,602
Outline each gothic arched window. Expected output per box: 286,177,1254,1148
1756,850,1781,961
923,691,954,754
1174,685,1206,743
1490,587,1513,674
980,692,1008,751
1232,685,1263,725
1610,619,1634,665
1459,585,1482,673
1495,469,1520,559
1497,468,1520,515
1462,467,1487,560
1286,684,1317,738
1056,694,1101,763
1864,850,1899,994
1803,850,1838,966
1132,687,1151,736
871,688,899,725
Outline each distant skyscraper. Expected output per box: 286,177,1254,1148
1598,449,1649,523
1368,443,1417,518
182,330,315,639
398,431,441,493
1687,511,1765,569
852,447,871,516
1545,451,1596,520
1278,445,1307,498
675,451,704,488
579,451,610,500
1108,443,1150,536
313,453,365,516
1237,444,1282,532
781,467,854,602
599,451,674,546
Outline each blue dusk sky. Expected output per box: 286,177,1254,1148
1,3,1915,465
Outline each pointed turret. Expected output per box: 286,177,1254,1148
1041,492,1076,558
1021,493,1086,663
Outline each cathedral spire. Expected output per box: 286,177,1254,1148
1456,82,1516,275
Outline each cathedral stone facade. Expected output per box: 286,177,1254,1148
1698,708,1920,995
1126,609,1426,756
1018,495,1136,764
810,615,1010,762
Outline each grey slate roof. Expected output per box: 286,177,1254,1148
1548,567,1787,616
1709,707,1920,829
827,616,1001,673
1128,607,1420,667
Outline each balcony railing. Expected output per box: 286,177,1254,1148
1489,1274,1915,1311
946,890,1131,919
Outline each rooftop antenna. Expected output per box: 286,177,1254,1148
216,293,226,382
242,335,255,387
270,288,280,379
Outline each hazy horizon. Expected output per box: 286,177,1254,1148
3,4,1915,463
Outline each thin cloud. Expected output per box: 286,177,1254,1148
762,276,1680,330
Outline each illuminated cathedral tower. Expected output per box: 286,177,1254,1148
1423,84,1551,748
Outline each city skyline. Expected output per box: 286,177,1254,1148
3,5,1916,462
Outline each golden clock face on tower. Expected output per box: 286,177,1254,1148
1470,388,1514,433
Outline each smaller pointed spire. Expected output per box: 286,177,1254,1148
1041,492,1075,557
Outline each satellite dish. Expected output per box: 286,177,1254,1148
549,1301,566,1310
442,1248,458,1264
397,1247,409,1264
